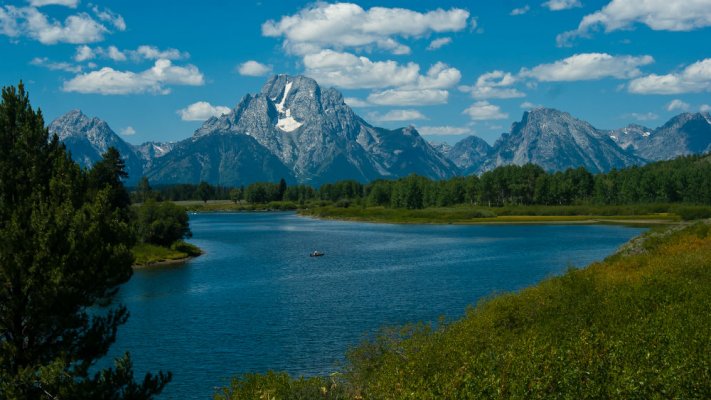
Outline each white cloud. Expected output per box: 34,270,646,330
367,89,448,106
463,101,508,120
133,45,188,61
303,50,419,89
510,5,530,16
91,5,125,31
520,101,542,109
557,0,711,46
30,57,82,72
262,3,470,55
29,0,78,7
666,99,690,112
368,109,427,122
343,97,371,107
543,0,581,11
63,59,205,95
74,44,94,61
427,37,452,50
0,6,110,44
417,125,471,135
520,53,654,81
120,126,136,136
72,45,190,63
303,50,460,93
701,104,711,112
178,101,231,121
460,70,526,99
0,6,109,45
628,58,711,94
624,112,659,121
106,45,126,61
237,60,273,76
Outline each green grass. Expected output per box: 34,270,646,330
216,221,711,399
177,200,303,212
132,240,202,266
298,204,689,225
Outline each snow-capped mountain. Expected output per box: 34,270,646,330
48,110,144,185
187,74,458,184
49,81,711,187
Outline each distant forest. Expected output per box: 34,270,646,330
136,153,711,209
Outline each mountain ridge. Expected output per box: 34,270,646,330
49,76,711,186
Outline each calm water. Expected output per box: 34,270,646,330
108,212,644,398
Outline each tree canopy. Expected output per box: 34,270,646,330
0,83,170,399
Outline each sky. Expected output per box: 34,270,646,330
1,0,710,145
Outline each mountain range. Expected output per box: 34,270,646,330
48,74,711,186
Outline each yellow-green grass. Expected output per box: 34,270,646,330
132,241,202,267
298,206,681,226
216,221,711,399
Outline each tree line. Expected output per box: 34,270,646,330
137,154,711,209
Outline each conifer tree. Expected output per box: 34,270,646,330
0,83,170,399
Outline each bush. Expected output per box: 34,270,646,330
134,199,192,246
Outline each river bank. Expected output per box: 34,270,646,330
131,241,203,268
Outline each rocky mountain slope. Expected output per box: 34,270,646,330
479,108,643,173
190,75,458,184
48,110,144,185
50,80,711,186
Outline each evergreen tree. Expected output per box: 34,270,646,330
196,181,213,203
0,83,170,399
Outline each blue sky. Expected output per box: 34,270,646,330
1,0,710,145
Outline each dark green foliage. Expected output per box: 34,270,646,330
134,199,192,247
136,176,154,203
0,83,170,399
197,181,214,203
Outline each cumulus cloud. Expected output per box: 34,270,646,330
178,101,231,121
463,101,508,120
701,104,711,112
303,50,419,89
543,0,581,11
557,0,711,46
416,125,471,135
262,3,470,55
91,5,125,31
74,44,94,61
237,60,273,76
520,101,542,109
303,49,460,99
367,89,449,106
72,44,190,63
427,37,452,50
460,70,526,99
106,45,126,61
0,5,120,44
628,58,711,94
510,5,530,16
666,99,690,112
29,0,78,7
343,97,371,107
368,109,427,122
120,126,136,136
133,45,189,61
520,53,654,81
30,57,82,72
63,59,205,95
